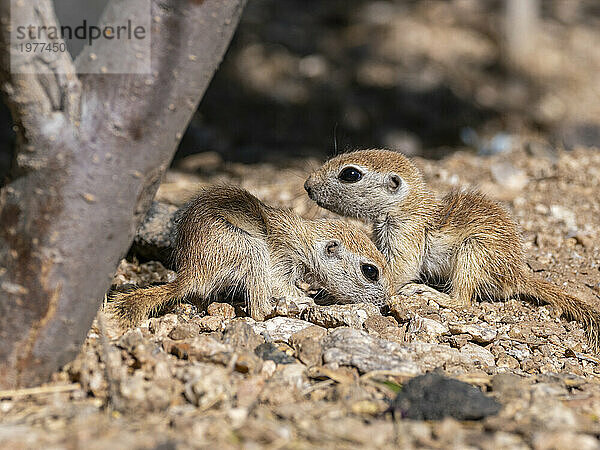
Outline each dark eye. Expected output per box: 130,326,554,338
338,167,363,183
361,263,379,282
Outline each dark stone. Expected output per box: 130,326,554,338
555,122,600,150
153,441,177,450
255,342,296,365
222,320,265,351
130,201,179,267
168,323,201,340
525,141,558,162
389,373,501,421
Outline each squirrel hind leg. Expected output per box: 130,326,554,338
243,265,274,321
218,237,274,321
444,238,503,308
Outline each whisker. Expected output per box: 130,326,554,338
306,159,321,173
333,122,339,155
282,168,308,181
290,191,308,202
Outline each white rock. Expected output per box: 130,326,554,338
449,322,497,344
322,328,481,374
301,303,380,329
459,343,496,367
490,162,528,191
550,205,577,229
148,314,178,337
532,432,599,450
506,344,531,362
253,317,321,344
409,315,449,338
227,407,249,428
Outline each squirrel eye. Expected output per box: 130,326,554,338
361,263,379,282
338,167,363,183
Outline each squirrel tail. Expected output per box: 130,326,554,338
108,281,182,329
524,277,600,352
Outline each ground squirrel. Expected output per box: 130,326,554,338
305,149,600,349
110,185,392,327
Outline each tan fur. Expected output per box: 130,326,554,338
110,185,392,328
305,149,600,350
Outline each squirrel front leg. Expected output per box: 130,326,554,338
373,220,425,291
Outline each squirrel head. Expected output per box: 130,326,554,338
305,149,425,221
307,219,393,307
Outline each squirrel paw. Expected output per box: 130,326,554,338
399,283,470,309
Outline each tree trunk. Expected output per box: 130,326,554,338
0,0,246,388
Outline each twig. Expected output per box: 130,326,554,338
302,379,334,395
362,370,492,387
360,370,418,381
0,383,80,399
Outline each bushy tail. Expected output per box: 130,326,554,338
107,282,181,329
525,277,600,352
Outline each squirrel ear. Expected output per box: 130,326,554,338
325,239,341,257
387,173,402,193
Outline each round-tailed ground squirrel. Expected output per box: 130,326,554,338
305,149,600,349
111,185,392,327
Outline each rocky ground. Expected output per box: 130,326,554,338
1,145,600,449
2,0,600,448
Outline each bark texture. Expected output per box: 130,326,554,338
0,0,246,388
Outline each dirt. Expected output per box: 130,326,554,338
2,1,600,449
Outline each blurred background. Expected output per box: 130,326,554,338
2,0,600,167
182,0,600,163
